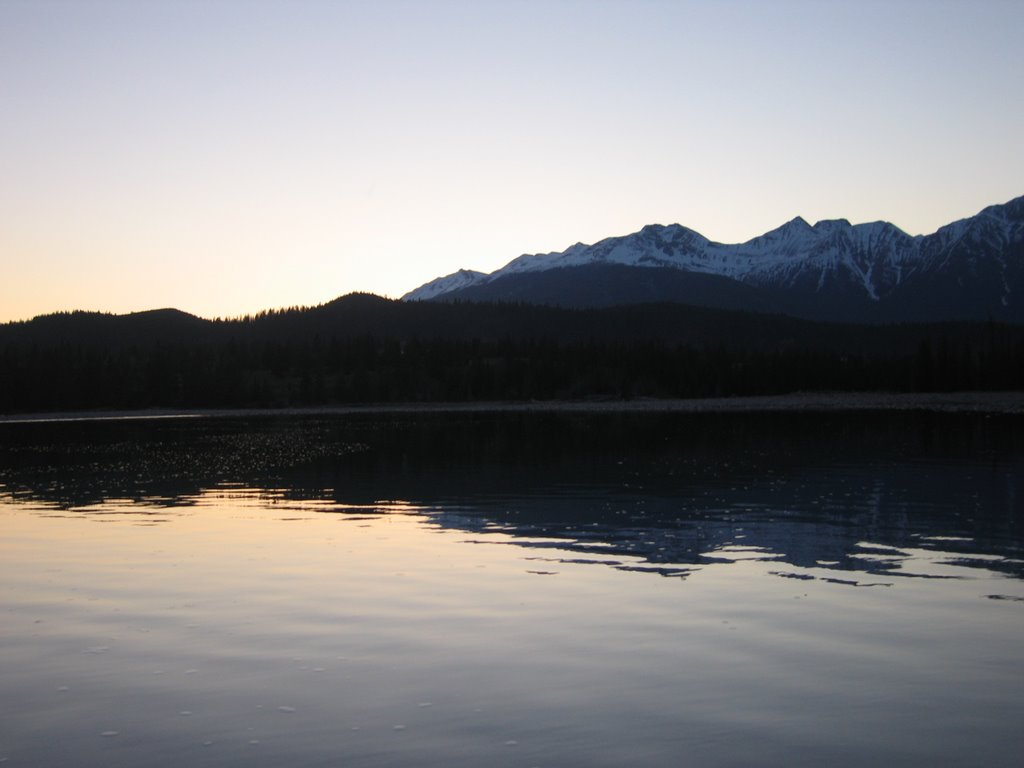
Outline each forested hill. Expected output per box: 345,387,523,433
2,293,1022,413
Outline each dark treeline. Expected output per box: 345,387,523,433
1,294,1022,413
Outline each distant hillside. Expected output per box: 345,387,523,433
405,195,1024,323
2,295,1022,413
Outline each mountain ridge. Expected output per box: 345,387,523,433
404,195,1024,323
3,292,1023,413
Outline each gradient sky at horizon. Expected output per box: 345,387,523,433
2,0,1022,322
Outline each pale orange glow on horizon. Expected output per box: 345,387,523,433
2,1,1023,323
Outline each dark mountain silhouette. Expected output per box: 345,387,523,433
10,308,210,346
2,295,1022,413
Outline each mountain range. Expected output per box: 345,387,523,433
403,195,1024,323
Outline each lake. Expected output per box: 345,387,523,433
1,409,1022,767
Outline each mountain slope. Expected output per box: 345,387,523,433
4,293,1024,413
403,196,1024,323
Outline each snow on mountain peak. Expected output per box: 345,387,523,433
781,215,812,231
403,268,488,301
401,195,1023,305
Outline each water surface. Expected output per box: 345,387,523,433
1,411,1022,766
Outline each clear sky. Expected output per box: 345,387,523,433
2,0,1022,322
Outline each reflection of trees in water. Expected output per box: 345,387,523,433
1,411,1021,580
425,468,1024,583
0,417,368,509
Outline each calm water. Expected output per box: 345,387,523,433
1,410,1022,767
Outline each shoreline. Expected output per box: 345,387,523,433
2,391,1024,424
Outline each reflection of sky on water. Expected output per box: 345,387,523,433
2,412,1024,768
2,410,1021,593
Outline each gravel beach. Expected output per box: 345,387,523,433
3,391,1023,424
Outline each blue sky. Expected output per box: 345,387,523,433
2,0,1022,321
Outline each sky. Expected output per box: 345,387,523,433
2,0,1022,322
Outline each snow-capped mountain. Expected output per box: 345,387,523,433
406,268,489,301
403,196,1024,322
